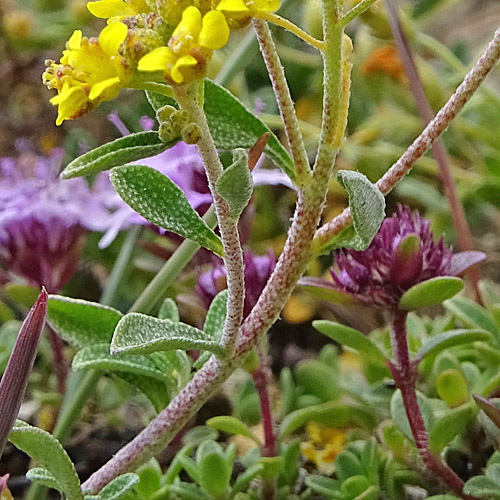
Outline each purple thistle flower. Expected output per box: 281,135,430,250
304,206,485,309
196,250,276,318
0,149,112,292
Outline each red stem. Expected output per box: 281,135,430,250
389,309,477,499
47,325,68,395
252,358,277,458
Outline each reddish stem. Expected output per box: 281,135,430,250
252,356,277,458
47,325,68,395
389,309,477,500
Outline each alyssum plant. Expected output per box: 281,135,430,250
1,0,500,499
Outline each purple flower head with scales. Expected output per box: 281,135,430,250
0,149,112,292
302,206,486,309
196,250,276,318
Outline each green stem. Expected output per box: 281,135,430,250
339,0,377,27
130,205,217,314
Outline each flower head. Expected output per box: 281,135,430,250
323,206,483,308
196,250,275,317
138,6,230,84
0,149,112,292
43,24,130,125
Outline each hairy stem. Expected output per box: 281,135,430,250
385,0,482,303
173,83,245,357
389,310,476,499
253,18,312,186
313,28,500,249
339,0,377,27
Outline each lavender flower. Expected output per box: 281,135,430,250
303,206,485,308
196,250,276,318
0,149,111,292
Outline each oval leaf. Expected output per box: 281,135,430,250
111,313,225,357
206,416,260,443
415,328,491,362
62,132,175,179
317,171,385,255
9,421,83,500
312,320,388,362
90,473,139,500
72,344,166,381
428,404,474,454
158,298,180,322
203,290,228,340
110,164,223,256
399,277,464,310
47,296,122,349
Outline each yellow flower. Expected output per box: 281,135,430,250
43,23,130,125
138,6,229,85
87,0,148,21
300,422,348,475
215,0,280,27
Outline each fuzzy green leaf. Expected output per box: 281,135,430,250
9,421,83,500
312,320,388,362
90,473,139,500
62,132,175,179
204,290,228,340
415,329,491,362
26,468,61,492
110,164,223,256
215,150,253,218
390,390,434,442
428,404,474,454
464,474,500,499
318,171,385,254
118,372,170,412
111,313,225,357
400,277,464,310
72,344,166,381
206,416,260,443
158,298,180,322
47,296,122,350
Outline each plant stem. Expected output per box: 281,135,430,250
47,325,67,395
130,206,217,314
81,2,348,491
389,309,476,499
339,0,378,27
313,28,500,250
253,18,312,186
173,83,245,358
385,0,482,303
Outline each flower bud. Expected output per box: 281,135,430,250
390,233,422,286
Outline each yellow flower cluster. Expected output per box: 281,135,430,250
43,0,281,125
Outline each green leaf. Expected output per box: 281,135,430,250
26,468,61,492
206,416,260,443
90,473,139,500
111,313,225,357
168,483,210,500
435,369,468,407
444,296,500,345
47,296,122,349
199,453,231,498
474,395,500,430
62,132,175,179
216,149,253,218
110,164,223,256
118,372,170,412
9,420,83,500
204,79,295,180
428,404,474,454
204,290,228,340
279,401,376,439
414,329,491,362
400,277,464,310
390,390,434,442
4,284,40,309
317,171,385,254
72,344,166,381
158,298,180,322
305,476,341,499
464,475,500,499
230,463,264,498
312,320,388,362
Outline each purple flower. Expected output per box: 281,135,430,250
0,149,112,292
303,206,485,308
196,250,276,318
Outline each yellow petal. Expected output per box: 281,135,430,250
173,6,202,38
89,76,121,101
67,30,82,51
199,10,230,50
138,46,175,72
171,54,198,84
216,0,249,13
255,0,280,12
87,0,136,18
98,21,127,56
51,86,89,125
